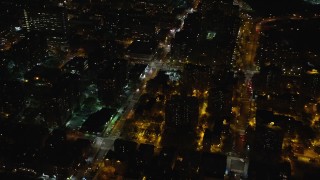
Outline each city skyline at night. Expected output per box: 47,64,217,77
1,0,320,179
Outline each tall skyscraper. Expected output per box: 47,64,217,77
22,6,67,34
22,5,68,51
165,95,199,129
11,31,48,71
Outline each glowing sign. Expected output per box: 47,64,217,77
206,31,216,40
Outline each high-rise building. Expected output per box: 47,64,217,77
11,31,48,72
183,64,214,93
208,86,233,118
22,6,68,51
22,6,67,34
97,59,128,106
251,126,284,160
165,95,199,129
